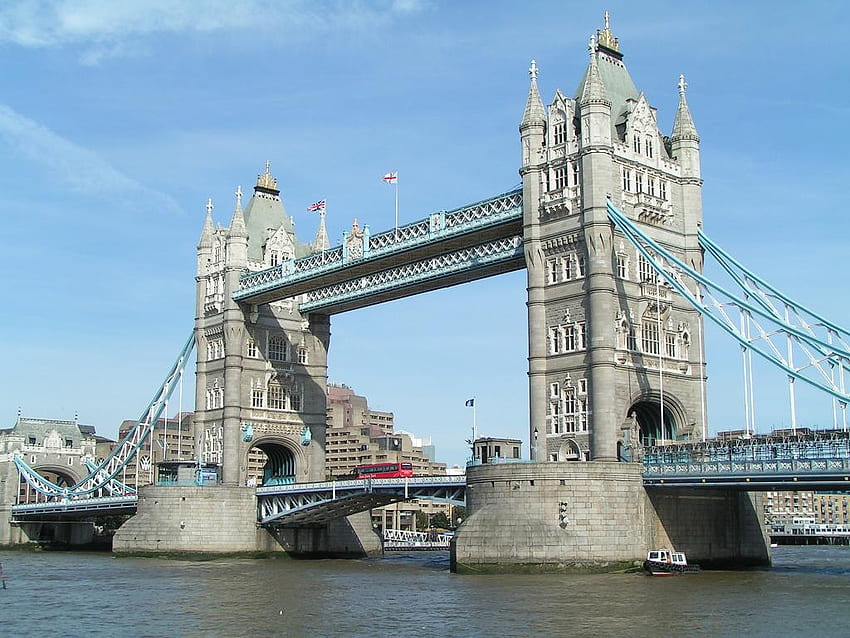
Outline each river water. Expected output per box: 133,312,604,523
1,546,848,637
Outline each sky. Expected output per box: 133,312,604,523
1,1,849,467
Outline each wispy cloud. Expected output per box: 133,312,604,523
0,104,180,213
0,0,427,64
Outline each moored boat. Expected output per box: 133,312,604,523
643,549,700,576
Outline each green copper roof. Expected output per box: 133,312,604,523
574,48,640,132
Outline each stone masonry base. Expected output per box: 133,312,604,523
451,462,770,573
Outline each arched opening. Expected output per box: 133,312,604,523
18,467,78,504
247,442,296,487
629,400,678,446
557,438,583,461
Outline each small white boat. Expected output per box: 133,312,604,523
643,549,700,576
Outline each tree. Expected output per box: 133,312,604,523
431,512,451,529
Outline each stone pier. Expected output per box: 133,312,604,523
451,462,770,572
113,485,382,557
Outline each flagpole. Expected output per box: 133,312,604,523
394,179,399,241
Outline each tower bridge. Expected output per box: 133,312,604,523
5,15,850,570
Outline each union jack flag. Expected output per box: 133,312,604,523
382,171,398,184
307,200,326,212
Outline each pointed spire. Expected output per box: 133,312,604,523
672,74,699,141
580,36,609,106
228,185,248,237
314,209,330,252
198,197,214,247
521,59,545,126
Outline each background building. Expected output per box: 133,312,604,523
326,383,451,530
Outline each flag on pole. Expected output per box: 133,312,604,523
307,200,326,212
382,171,398,184
465,398,475,407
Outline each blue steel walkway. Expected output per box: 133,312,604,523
233,189,523,313
642,429,850,489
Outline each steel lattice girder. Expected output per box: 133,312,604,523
300,236,524,314
257,477,466,526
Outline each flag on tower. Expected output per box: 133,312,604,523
465,398,475,407
307,200,326,212
382,171,398,184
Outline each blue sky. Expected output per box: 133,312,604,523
1,1,849,467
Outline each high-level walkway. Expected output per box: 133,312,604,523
233,189,523,313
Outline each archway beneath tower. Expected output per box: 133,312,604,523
246,441,297,487
628,400,679,446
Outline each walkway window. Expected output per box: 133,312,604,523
269,334,288,361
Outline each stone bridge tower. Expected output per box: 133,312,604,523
194,164,330,487
522,16,705,464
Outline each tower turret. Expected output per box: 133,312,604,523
671,74,701,181
225,185,249,269
578,35,612,149
520,59,550,462
196,198,214,275
577,33,617,461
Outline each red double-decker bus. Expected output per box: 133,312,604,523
354,462,414,478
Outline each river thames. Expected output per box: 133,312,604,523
1,546,848,637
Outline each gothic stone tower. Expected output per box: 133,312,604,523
522,17,705,464
194,164,330,487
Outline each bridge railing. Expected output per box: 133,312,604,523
643,457,850,478
642,430,850,465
